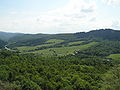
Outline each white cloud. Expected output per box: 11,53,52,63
0,0,97,33
111,20,120,29
0,0,117,34
102,0,120,5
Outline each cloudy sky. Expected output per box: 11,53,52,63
0,0,120,34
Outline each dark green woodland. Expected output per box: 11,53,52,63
0,29,120,90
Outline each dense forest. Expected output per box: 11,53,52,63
0,29,120,90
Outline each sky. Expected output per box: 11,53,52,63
0,0,120,34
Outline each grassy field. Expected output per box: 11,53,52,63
107,54,120,63
68,41,84,46
108,54,120,60
17,44,53,52
17,39,64,52
17,39,97,56
45,39,64,44
31,42,97,56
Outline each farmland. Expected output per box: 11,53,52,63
28,42,97,55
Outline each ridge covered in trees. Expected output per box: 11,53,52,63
6,29,120,47
0,29,120,90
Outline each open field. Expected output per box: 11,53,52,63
68,41,84,46
45,39,64,44
108,54,120,60
107,54,120,63
16,38,97,56
17,39,64,52
17,44,53,52
31,42,97,55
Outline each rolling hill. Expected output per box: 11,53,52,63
0,31,23,41
2,29,119,55
0,29,120,90
6,29,120,47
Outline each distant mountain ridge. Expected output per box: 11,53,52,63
75,29,120,40
9,33,50,43
0,31,23,41
1,29,120,47
6,29,120,48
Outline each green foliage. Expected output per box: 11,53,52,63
0,80,21,90
0,39,7,49
0,50,114,90
7,29,120,48
75,29,120,41
101,65,120,90
78,41,120,56
1,29,120,90
9,33,49,43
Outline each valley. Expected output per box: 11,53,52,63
0,29,120,90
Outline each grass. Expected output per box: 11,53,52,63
17,44,53,52
17,39,64,52
107,54,120,63
108,54,120,60
68,41,84,46
17,39,97,56
45,39,64,44
31,42,97,56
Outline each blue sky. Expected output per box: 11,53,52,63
0,0,69,12
0,0,120,33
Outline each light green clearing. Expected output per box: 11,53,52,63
17,39,64,52
31,42,97,56
68,41,84,46
17,44,53,52
108,54,120,60
45,39,64,44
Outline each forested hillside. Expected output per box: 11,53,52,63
8,29,120,47
0,29,120,90
0,39,7,49
0,32,23,41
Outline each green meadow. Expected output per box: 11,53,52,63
32,42,97,55
17,39,64,52
68,41,84,46
108,54,120,60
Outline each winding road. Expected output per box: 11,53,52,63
4,45,16,51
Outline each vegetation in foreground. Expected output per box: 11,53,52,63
0,29,120,90
0,50,119,90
